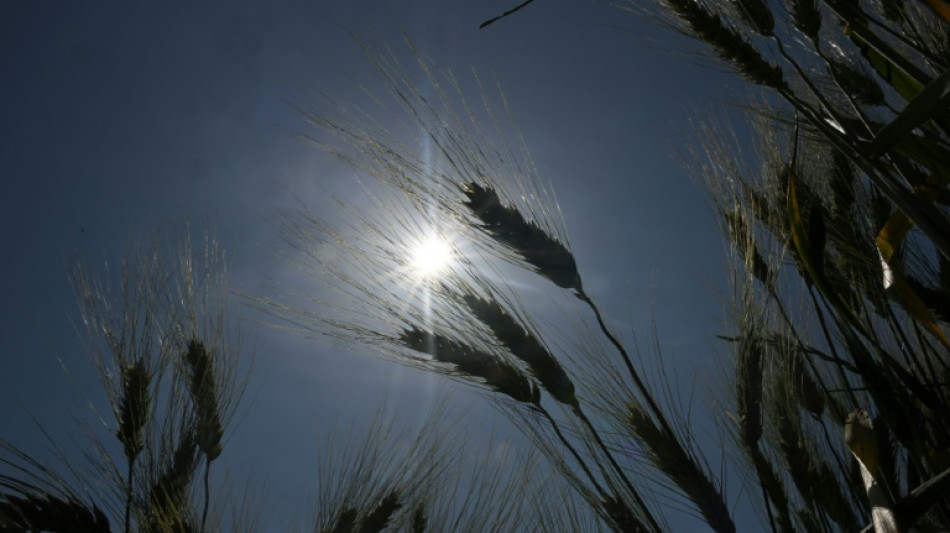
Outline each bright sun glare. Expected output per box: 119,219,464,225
410,235,454,278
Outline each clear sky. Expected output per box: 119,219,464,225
1,0,753,529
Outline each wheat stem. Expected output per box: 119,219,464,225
571,404,662,533
537,406,608,505
124,460,133,533
201,459,211,533
577,292,676,441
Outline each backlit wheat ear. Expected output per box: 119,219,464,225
827,57,886,107
732,323,793,532
876,0,906,23
0,492,111,532
746,446,794,533
357,490,401,533
772,385,860,530
117,360,150,462
600,495,647,532
185,337,224,533
329,508,357,533
783,347,824,417
411,504,426,532
185,339,223,462
147,430,199,526
462,182,582,292
789,0,821,40
461,294,577,407
725,209,774,291
659,0,786,89
731,0,774,36
628,406,735,533
735,333,764,448
399,327,541,405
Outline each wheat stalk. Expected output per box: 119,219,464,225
182,338,224,533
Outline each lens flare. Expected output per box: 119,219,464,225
410,235,454,278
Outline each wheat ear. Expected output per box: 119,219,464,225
463,182,582,292
399,327,540,405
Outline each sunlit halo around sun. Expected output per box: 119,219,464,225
409,235,454,278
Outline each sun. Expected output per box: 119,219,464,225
409,235,454,278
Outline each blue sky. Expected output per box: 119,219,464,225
0,0,753,529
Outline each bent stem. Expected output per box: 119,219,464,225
536,406,608,500
571,403,661,533
577,291,677,441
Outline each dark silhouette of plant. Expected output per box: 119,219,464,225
0,234,247,532
5,1,950,530
476,0,950,530
307,405,568,532
636,0,950,528
265,36,737,532
270,1,950,527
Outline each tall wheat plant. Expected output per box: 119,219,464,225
0,232,247,532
